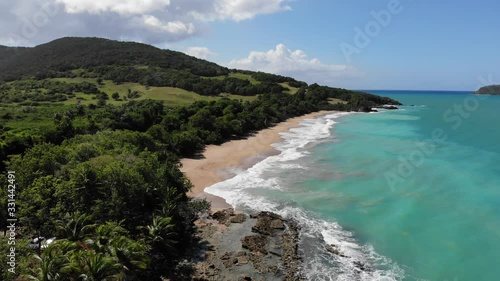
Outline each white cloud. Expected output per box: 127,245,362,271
228,44,360,84
1,0,292,46
138,15,195,35
55,0,290,20
185,46,216,59
190,0,291,21
55,0,171,15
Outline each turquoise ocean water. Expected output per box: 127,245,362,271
206,91,500,281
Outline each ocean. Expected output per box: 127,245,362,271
205,91,500,281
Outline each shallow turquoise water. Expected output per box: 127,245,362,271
207,91,500,280
303,91,500,280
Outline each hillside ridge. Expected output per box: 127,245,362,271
0,37,229,81
0,37,401,110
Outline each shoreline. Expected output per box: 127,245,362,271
180,111,331,211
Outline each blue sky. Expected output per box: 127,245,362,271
2,0,500,90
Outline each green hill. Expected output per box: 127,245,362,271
475,85,500,95
0,37,399,108
0,37,228,80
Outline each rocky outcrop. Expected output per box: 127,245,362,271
211,208,234,225
325,244,348,258
212,209,247,225
230,214,247,223
244,211,303,281
241,235,268,254
190,209,304,281
270,219,285,230
280,221,303,281
251,211,285,236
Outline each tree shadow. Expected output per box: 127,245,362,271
168,225,215,280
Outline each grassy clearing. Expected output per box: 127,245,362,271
206,72,260,85
136,87,219,106
0,77,261,138
219,93,257,102
0,84,259,140
228,73,260,84
280,82,300,94
0,103,71,136
329,98,348,105
49,78,256,106
1,77,260,113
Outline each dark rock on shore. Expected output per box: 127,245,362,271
189,209,304,281
271,219,285,230
280,221,303,281
376,105,399,110
237,255,249,265
231,214,247,223
324,243,372,273
241,235,268,254
212,209,248,225
212,208,234,225
325,243,350,258
252,211,285,236
353,260,369,272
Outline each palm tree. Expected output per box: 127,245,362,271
86,221,127,254
26,243,71,281
109,236,149,272
158,187,183,217
76,252,123,281
142,216,177,254
55,212,95,242
86,222,149,273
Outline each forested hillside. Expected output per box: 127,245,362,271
0,37,400,280
0,37,228,80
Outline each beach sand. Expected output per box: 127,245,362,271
181,111,330,211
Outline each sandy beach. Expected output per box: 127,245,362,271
181,111,330,211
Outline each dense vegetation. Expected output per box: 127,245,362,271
0,37,228,81
0,37,400,280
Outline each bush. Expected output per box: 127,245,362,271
111,92,120,100
188,199,211,218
